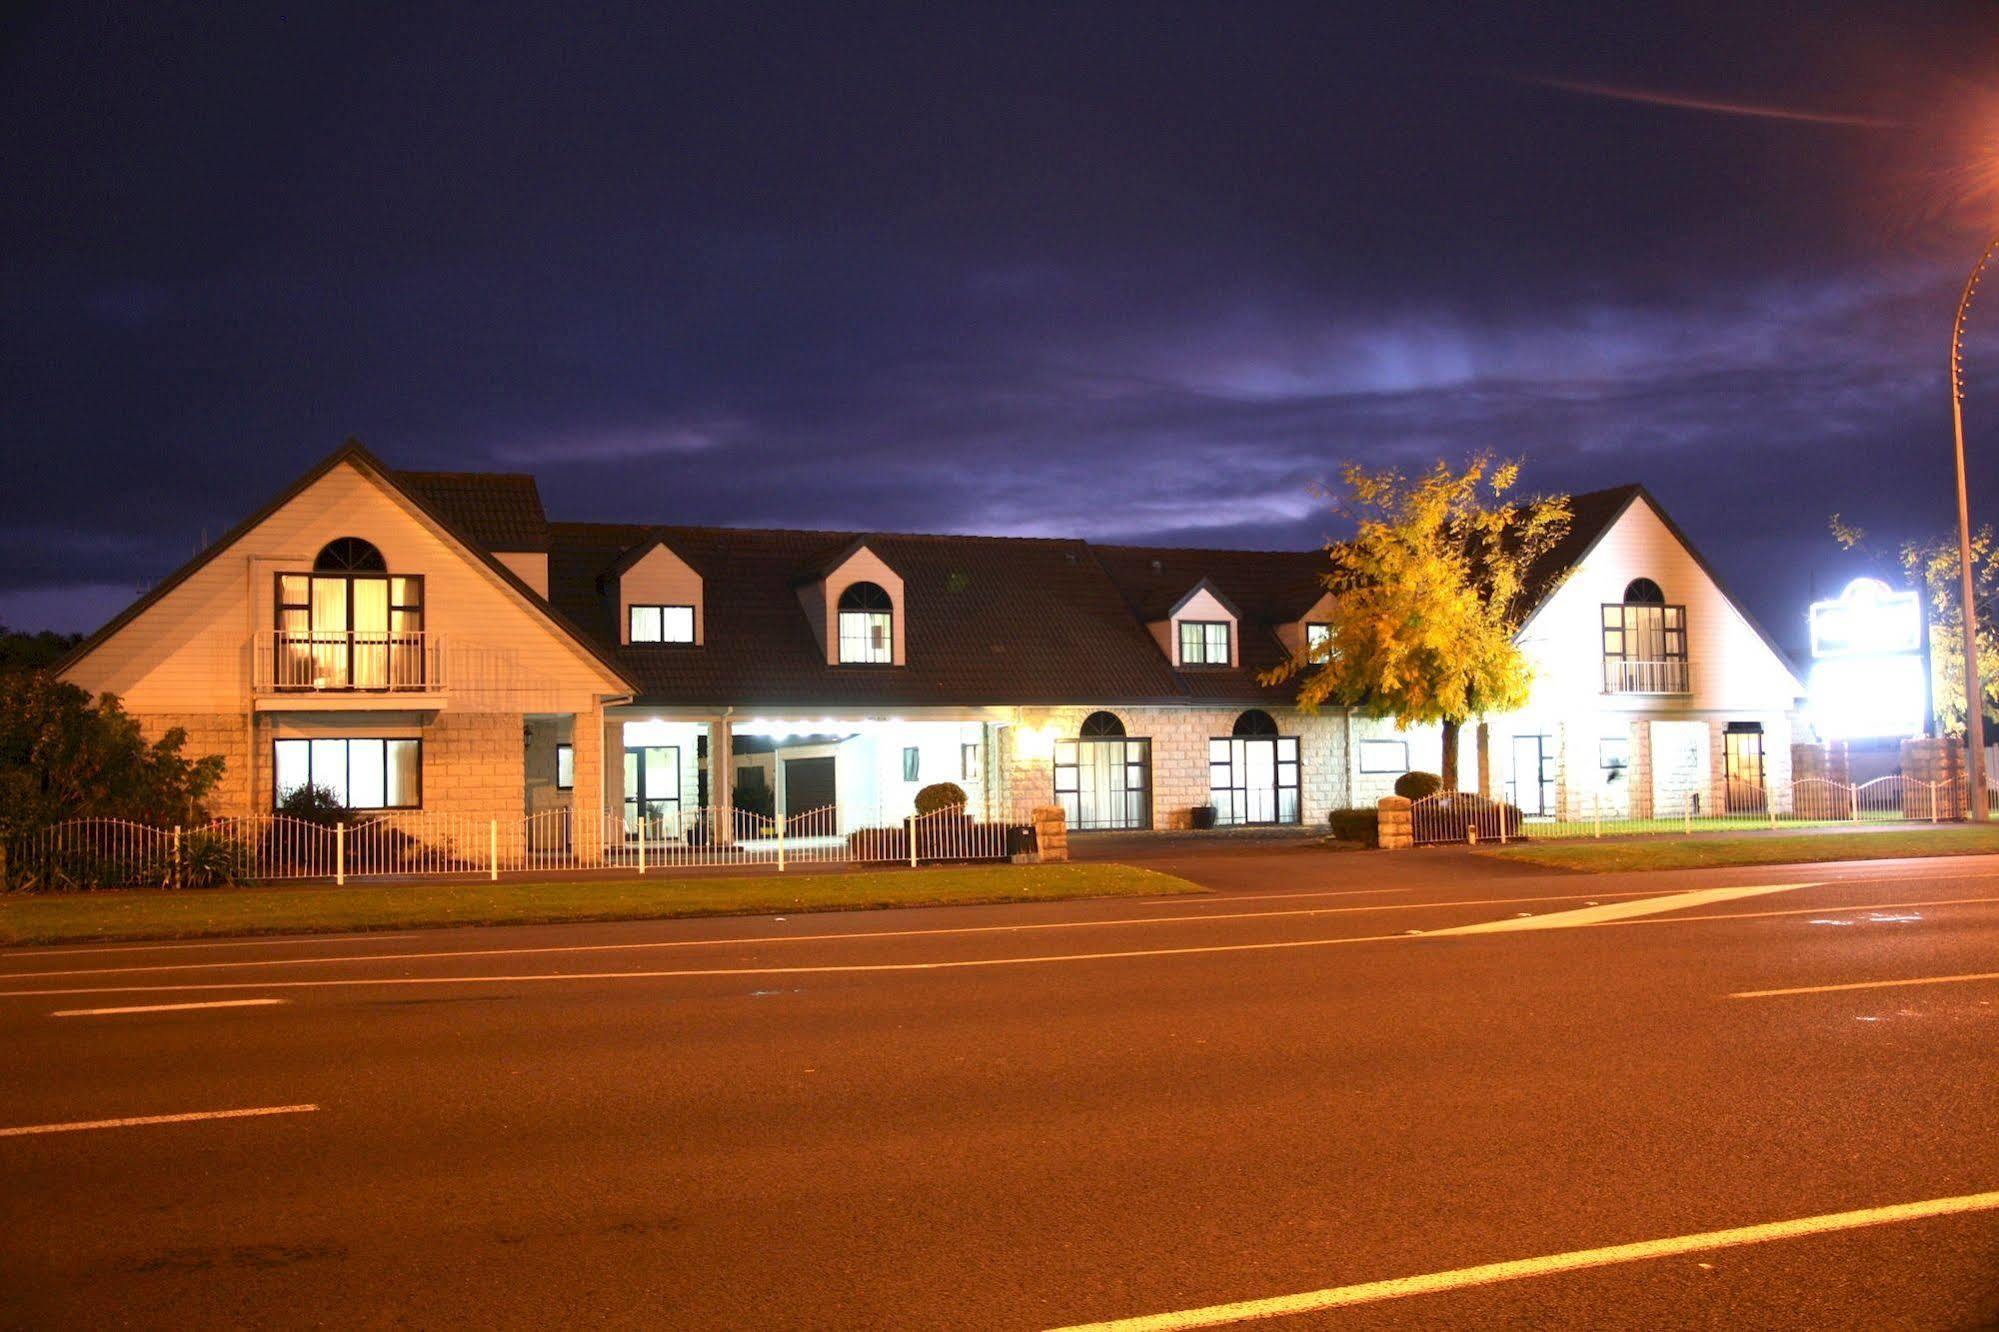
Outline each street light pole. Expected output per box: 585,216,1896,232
1949,235,1999,821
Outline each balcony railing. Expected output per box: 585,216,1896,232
254,631,443,693
1604,657,1691,695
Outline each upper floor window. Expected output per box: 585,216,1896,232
1305,622,1333,655
314,537,387,572
629,604,695,644
1603,579,1688,693
837,581,893,664
273,560,424,691
1179,620,1231,666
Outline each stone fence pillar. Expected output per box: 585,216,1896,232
1377,795,1413,850
1031,806,1069,863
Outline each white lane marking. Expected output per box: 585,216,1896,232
4,892,1996,1001
1427,883,1809,935
1045,1189,1999,1330
52,998,290,1018
1733,970,1999,1000
1,932,417,959
0,890,1692,980
0,1104,318,1138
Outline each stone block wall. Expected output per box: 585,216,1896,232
1002,705,1350,830
422,711,526,826
137,713,255,818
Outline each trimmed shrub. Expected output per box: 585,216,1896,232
1326,807,1379,847
277,783,346,827
1190,804,1218,829
914,782,969,815
1394,771,1443,800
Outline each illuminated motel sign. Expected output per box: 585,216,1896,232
1806,577,1928,741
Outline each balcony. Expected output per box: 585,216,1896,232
1604,657,1691,695
253,631,445,701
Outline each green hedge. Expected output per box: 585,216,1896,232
1326,807,1379,847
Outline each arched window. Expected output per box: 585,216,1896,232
836,581,893,663
1232,709,1279,737
1602,578,1686,693
1079,710,1125,738
314,537,387,572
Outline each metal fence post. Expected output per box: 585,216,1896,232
775,793,786,874
907,814,918,868
1849,785,1859,822
489,819,498,881
637,815,646,874
1592,796,1601,840
1683,803,1691,836
336,822,346,886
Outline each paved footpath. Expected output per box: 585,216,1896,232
4,845,1997,1329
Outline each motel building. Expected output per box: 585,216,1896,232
57,445,1807,856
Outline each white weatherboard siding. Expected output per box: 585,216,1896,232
64,460,624,715
809,546,906,665
1157,588,1237,666
619,543,704,644
1502,495,1803,819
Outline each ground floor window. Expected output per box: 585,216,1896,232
556,743,574,789
274,737,421,809
1209,736,1300,825
1054,736,1151,830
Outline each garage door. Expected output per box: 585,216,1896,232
783,756,837,814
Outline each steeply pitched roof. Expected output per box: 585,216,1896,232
394,469,550,552
60,443,634,692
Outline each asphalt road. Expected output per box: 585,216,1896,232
4,843,1998,1330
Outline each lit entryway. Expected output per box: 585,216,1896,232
623,743,680,837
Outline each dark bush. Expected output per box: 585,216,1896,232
1416,793,1523,844
178,829,250,888
847,825,909,860
914,782,968,815
1394,771,1444,800
1326,807,1379,847
848,811,988,861
732,780,775,820
277,783,346,827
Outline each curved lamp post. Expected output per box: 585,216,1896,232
1949,235,1999,821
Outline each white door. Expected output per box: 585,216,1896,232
1649,721,1710,817
1511,735,1553,815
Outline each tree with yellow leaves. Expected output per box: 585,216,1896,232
1265,457,1571,792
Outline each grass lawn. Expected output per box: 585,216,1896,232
0,862,1205,947
1479,823,1999,873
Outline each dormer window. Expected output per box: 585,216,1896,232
1305,622,1332,655
629,604,695,644
837,582,894,664
1179,620,1231,666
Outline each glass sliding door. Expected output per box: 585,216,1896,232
1209,736,1300,825
1054,738,1151,830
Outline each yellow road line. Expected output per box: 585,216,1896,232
1733,970,1999,999
1427,883,1809,934
0,889,1690,981
0,1104,318,1139
1046,1189,1999,1330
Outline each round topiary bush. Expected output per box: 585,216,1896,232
913,782,969,815
1393,771,1443,800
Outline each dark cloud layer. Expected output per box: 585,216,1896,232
6,2,1999,648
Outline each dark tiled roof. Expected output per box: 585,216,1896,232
395,470,551,552
1521,484,1644,611
549,523,1208,707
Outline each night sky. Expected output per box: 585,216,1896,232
7,3,1999,651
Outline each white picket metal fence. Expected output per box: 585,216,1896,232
3,803,1014,890
1411,775,1965,846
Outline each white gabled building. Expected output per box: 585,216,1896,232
57,447,1804,845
